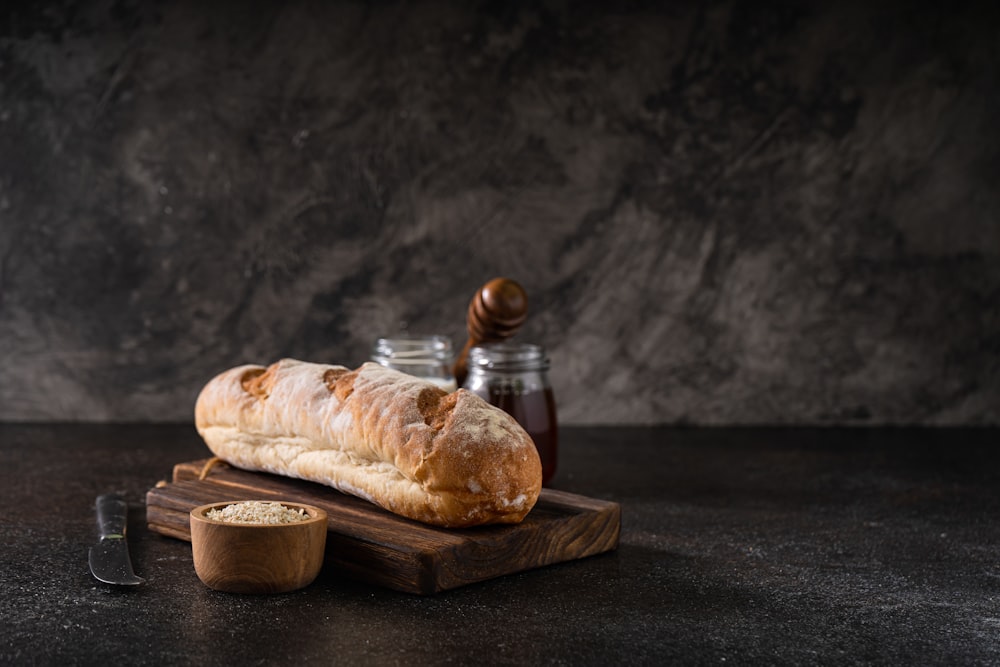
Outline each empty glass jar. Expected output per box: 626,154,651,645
371,335,457,392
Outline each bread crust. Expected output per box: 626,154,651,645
194,359,542,527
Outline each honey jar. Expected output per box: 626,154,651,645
463,342,558,485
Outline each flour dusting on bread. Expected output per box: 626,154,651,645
195,359,542,527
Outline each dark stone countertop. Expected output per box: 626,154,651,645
2,424,999,665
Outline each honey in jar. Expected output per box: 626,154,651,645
463,342,558,485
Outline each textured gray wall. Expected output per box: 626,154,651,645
1,1,998,425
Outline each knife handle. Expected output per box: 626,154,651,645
96,494,129,539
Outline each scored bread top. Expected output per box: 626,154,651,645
194,359,543,527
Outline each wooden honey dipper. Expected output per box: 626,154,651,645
453,277,528,387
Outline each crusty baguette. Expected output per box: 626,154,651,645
194,359,542,528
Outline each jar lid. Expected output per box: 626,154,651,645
468,342,549,372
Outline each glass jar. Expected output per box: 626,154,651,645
371,335,457,392
463,342,558,485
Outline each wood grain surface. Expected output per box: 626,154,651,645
147,459,621,594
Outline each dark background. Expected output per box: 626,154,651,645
1,0,997,425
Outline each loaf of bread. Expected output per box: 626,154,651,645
194,359,542,528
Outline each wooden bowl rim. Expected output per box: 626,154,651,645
190,500,328,528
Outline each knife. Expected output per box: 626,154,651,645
88,494,145,586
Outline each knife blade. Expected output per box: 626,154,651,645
88,494,145,586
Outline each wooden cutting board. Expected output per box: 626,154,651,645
146,459,621,595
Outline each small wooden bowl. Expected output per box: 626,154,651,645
189,500,327,594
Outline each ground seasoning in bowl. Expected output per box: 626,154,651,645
190,499,328,593
204,501,309,524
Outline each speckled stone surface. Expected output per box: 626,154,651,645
0,1,998,424
2,424,1000,665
